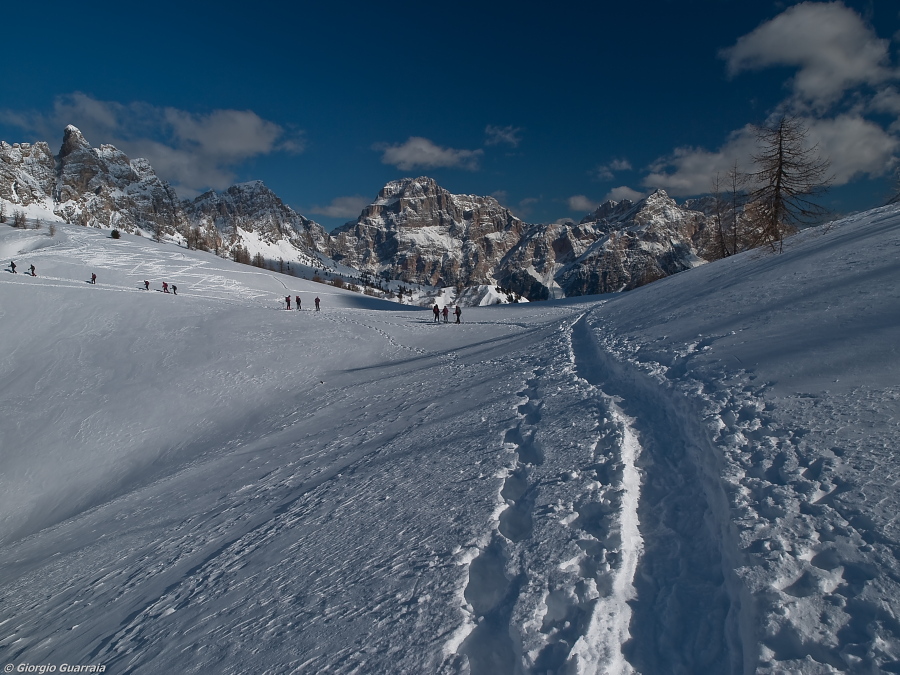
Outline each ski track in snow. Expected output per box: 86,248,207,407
3,214,900,673
570,314,737,674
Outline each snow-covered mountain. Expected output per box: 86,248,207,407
1,125,187,236
1,128,715,301
326,178,713,300
2,203,898,673
0,127,327,265
328,176,528,287
495,191,710,299
555,190,709,296
184,181,329,262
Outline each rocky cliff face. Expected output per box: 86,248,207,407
185,181,329,256
1,125,187,236
488,192,709,300
0,127,327,261
55,126,187,236
555,191,708,296
328,177,527,287
325,182,711,300
0,141,56,207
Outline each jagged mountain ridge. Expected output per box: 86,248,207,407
1,126,188,236
1,127,714,299
328,177,528,287
186,181,329,255
326,177,713,299
0,126,326,261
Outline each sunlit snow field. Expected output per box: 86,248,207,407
1,210,899,674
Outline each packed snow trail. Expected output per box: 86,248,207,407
570,314,738,674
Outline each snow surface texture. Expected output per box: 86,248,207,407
0,208,898,674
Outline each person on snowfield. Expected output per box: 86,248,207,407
296,296,301,310
144,280,149,290
433,304,440,322
9,261,16,273
91,273,96,284
315,297,320,311
455,306,462,324
442,306,449,323
30,264,35,277
285,296,291,310
163,282,169,293
172,285,177,295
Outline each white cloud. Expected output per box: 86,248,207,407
870,87,900,116
642,124,761,196
594,158,633,181
721,2,895,109
643,113,897,196
804,114,899,183
0,92,303,197
568,195,601,213
375,137,483,171
484,125,523,147
605,186,644,202
163,108,289,161
310,195,370,219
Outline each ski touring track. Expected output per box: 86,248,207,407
9,226,292,305
438,308,741,675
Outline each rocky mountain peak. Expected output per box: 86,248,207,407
375,176,442,203
581,199,635,225
59,125,91,158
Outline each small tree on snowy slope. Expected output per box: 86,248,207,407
746,115,831,252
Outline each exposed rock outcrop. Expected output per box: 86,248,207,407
185,181,329,256
326,183,711,300
328,177,527,287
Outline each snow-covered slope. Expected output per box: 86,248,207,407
0,204,898,674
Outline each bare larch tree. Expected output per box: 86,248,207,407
747,116,832,252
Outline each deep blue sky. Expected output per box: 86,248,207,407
3,1,899,229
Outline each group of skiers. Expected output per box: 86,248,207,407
10,259,464,322
8,260,35,277
285,295,321,311
433,303,462,324
140,279,176,294
8,260,182,295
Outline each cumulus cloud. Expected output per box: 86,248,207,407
484,125,523,147
0,92,303,198
310,195,370,219
375,137,483,171
642,125,761,196
593,158,633,181
721,2,895,109
605,186,644,202
643,114,897,196
870,87,900,116
804,114,899,183
568,195,601,213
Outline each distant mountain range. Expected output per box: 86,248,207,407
1,126,718,299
